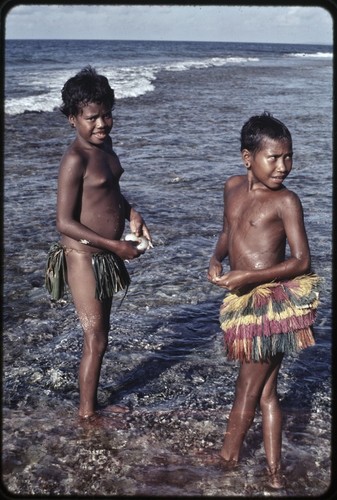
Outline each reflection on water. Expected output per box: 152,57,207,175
2,284,331,497
2,395,331,497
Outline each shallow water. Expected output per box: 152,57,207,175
3,40,332,497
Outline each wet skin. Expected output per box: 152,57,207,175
56,101,151,418
57,101,151,259
208,137,310,292
207,136,310,487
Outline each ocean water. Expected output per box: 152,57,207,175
3,39,333,497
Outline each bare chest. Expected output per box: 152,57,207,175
83,153,122,193
227,191,282,230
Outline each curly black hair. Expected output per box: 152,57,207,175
60,66,115,117
241,112,292,154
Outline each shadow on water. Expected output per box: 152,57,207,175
108,300,221,406
273,320,331,493
104,298,332,496
3,288,331,496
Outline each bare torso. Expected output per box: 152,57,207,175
59,137,126,253
225,175,288,271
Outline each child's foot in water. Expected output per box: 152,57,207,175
101,404,130,414
78,404,130,425
267,466,285,490
195,449,238,469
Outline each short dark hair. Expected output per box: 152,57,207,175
60,66,115,117
240,112,292,154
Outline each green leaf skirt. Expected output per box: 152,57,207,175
45,243,130,301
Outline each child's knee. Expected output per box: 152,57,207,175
79,308,109,334
83,329,109,355
260,390,279,410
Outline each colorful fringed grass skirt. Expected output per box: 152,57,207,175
45,243,130,301
219,274,321,362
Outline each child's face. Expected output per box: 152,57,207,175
69,101,113,146
244,137,293,190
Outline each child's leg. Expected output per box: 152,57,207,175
65,250,112,418
220,356,282,463
260,353,284,482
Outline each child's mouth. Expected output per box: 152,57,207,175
94,132,107,139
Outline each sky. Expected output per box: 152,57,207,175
3,3,334,45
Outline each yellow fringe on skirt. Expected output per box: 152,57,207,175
219,274,322,362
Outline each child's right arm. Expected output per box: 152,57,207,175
208,206,229,282
208,180,231,282
56,152,87,239
208,231,228,282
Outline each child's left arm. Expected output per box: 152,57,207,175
122,196,152,244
